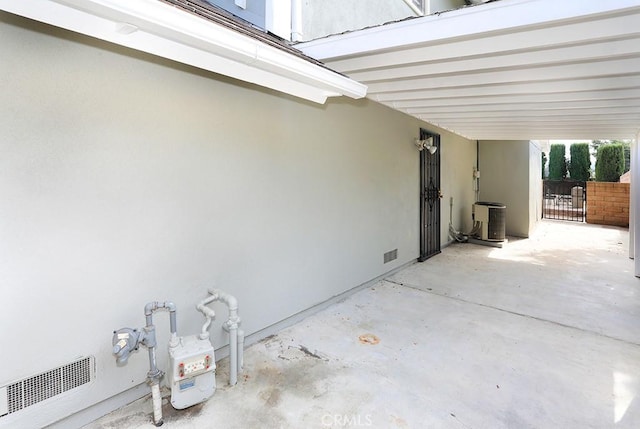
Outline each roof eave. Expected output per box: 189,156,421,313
0,0,367,104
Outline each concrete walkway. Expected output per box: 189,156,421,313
86,220,640,429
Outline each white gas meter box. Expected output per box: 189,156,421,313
168,334,216,409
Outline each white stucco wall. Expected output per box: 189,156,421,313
0,12,475,428
529,141,544,234
299,0,471,41
300,0,414,40
478,140,539,238
440,133,477,240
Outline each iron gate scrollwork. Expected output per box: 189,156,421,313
425,178,440,211
419,130,441,262
542,180,586,222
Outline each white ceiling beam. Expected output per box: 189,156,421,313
418,106,640,120
405,99,640,115
473,131,639,140
438,114,640,127
365,57,640,93
389,88,640,109
299,0,640,60
436,124,638,131
427,115,640,125
346,37,640,82
453,130,639,138
441,125,640,139
372,76,640,101
418,121,638,131
327,19,640,73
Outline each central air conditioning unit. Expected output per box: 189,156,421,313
473,202,506,242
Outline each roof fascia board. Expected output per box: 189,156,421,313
0,0,366,103
298,0,640,61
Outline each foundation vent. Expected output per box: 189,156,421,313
383,249,398,264
0,356,93,418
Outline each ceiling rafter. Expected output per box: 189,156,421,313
299,0,640,140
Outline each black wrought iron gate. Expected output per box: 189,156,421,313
419,129,441,261
542,180,586,222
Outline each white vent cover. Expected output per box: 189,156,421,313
0,357,93,418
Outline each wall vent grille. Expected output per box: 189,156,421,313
383,249,398,264
1,356,93,418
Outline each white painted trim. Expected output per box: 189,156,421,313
0,0,366,103
298,0,640,60
291,0,303,42
265,0,291,41
633,133,640,277
630,137,635,260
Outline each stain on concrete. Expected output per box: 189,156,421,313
298,345,328,360
391,414,408,427
259,388,282,407
276,343,329,362
358,333,380,345
162,401,205,421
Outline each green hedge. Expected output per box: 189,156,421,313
569,143,590,181
548,144,567,180
541,152,547,179
595,144,624,182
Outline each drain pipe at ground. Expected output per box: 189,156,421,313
237,327,244,373
143,301,178,427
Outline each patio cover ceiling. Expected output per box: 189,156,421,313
298,0,640,141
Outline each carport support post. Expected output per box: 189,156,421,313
632,133,639,277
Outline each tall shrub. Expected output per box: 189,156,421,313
624,145,630,173
595,144,624,182
568,143,590,180
548,144,567,180
541,152,547,179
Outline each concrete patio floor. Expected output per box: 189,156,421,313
85,220,640,429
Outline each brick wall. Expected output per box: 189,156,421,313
586,182,630,227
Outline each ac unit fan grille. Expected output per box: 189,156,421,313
488,207,506,241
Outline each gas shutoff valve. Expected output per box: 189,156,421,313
112,328,141,365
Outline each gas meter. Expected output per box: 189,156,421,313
168,334,216,409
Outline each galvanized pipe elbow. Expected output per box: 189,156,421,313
144,301,178,334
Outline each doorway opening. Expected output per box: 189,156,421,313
419,129,441,261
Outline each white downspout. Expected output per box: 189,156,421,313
630,136,636,260
632,132,640,277
291,0,303,42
